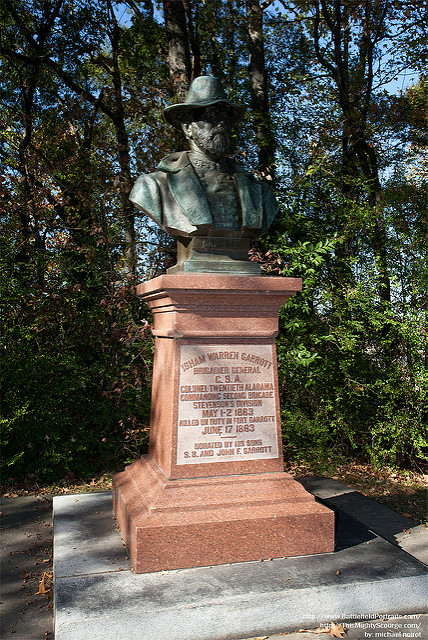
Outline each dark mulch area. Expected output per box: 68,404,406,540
1,496,53,639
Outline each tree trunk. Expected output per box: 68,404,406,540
163,0,192,100
246,0,275,181
107,1,136,277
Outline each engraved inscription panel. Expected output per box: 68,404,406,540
176,344,279,465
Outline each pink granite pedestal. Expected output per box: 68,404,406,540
113,274,335,572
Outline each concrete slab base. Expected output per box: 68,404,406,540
54,487,427,640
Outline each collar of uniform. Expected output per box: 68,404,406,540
158,150,249,177
157,152,192,173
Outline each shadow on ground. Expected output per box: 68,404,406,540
1,496,53,639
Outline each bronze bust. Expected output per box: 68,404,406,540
130,76,278,274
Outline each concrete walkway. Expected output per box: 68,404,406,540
298,477,427,564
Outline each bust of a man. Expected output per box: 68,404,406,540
130,76,278,273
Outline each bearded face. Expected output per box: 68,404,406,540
182,106,232,161
190,123,231,160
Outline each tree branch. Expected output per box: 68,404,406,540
312,2,336,77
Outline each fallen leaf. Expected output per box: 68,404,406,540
298,622,346,638
36,577,47,595
329,622,346,638
36,572,53,597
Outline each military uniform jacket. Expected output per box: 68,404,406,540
129,151,278,237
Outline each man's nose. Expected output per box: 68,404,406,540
213,117,230,131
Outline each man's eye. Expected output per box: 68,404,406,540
192,108,208,122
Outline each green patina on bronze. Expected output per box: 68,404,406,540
130,76,279,274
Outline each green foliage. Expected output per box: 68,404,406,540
0,242,154,480
273,251,427,470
